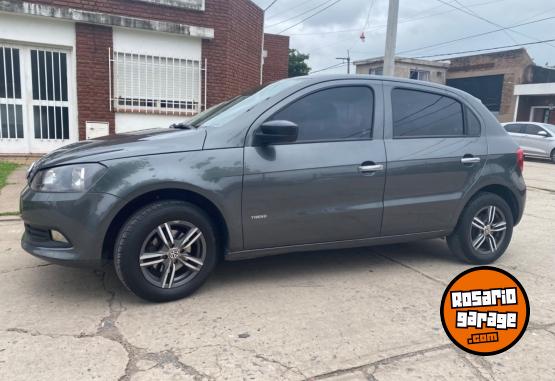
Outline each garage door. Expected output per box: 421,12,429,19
0,44,75,154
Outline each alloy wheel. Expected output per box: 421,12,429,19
470,206,507,255
139,221,206,289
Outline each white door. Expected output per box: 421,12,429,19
0,44,75,154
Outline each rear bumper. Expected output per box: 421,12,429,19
515,186,526,226
20,186,120,268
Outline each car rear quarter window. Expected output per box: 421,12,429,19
392,88,464,138
504,124,523,133
466,109,481,137
269,86,374,143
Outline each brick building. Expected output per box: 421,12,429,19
445,49,534,122
0,0,289,154
262,33,289,85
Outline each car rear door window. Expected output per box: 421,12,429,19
392,88,464,138
269,86,374,143
504,124,523,133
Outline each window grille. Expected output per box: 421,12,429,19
109,49,207,115
30,49,70,140
0,46,23,140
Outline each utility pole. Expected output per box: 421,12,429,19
383,0,399,76
336,50,351,74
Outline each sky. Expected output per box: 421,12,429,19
252,0,555,74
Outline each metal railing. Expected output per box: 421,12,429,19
109,48,207,115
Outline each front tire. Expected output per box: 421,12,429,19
114,200,218,302
447,192,513,264
550,149,555,163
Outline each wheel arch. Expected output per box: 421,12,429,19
466,184,521,225
102,188,229,261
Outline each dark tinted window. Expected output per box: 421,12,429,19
466,109,481,136
269,86,373,143
524,124,545,135
392,89,464,138
504,124,523,133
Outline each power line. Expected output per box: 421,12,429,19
266,0,322,21
436,0,555,49
310,62,347,74
266,0,336,28
397,15,555,55
411,38,555,59
285,0,505,36
278,0,346,34
450,0,517,43
362,0,376,31
264,0,280,11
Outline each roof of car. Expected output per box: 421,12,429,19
502,121,555,130
287,74,474,99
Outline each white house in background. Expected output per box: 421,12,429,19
353,56,450,84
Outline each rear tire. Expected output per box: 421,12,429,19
114,200,218,302
550,149,555,163
447,192,513,264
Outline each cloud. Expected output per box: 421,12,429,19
255,0,555,73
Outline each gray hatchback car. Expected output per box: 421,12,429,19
21,75,526,302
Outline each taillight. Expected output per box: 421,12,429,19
516,148,524,172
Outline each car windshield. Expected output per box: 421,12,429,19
540,123,555,134
183,78,305,128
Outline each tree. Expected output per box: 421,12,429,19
288,49,311,77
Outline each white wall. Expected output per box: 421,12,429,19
115,113,190,134
113,27,201,60
113,27,202,133
0,13,75,47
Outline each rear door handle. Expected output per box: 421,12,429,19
461,156,481,164
358,164,384,173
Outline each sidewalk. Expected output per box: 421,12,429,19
0,165,27,217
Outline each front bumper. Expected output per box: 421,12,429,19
20,186,121,268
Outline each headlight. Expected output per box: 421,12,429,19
30,164,107,193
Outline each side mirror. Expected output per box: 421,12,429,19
538,130,549,137
254,120,298,145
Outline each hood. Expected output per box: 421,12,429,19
35,128,207,169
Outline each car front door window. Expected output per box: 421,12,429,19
268,86,374,143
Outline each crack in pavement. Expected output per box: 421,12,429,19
373,250,447,286
527,186,555,196
0,263,52,275
309,343,452,380
496,264,555,282
4,270,215,381
470,356,497,381
455,351,492,381
255,354,308,379
178,342,307,379
92,271,214,381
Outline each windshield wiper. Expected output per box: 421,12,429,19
170,122,195,130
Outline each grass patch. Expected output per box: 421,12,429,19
0,162,20,190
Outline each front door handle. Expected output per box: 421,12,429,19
461,156,481,164
358,163,384,173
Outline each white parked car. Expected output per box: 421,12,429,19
502,122,555,163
